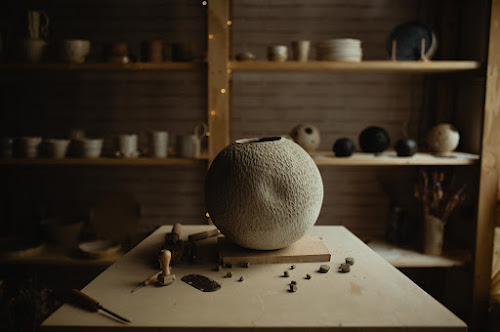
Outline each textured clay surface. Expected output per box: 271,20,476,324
205,137,324,250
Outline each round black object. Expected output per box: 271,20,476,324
386,22,436,60
394,138,417,157
359,126,390,153
333,138,355,157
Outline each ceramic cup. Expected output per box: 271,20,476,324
48,138,70,159
176,123,207,158
0,137,13,158
142,40,163,62
149,131,168,158
60,39,91,64
82,138,103,158
267,45,288,62
291,40,311,61
41,218,84,250
20,39,47,63
118,134,139,158
21,136,42,158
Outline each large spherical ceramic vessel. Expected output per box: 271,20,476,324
205,137,324,250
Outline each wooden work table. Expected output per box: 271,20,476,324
42,225,467,331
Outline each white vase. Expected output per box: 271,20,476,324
423,214,445,255
205,137,324,250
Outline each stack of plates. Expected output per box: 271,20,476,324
316,38,362,62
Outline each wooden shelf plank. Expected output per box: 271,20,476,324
0,62,204,71
312,151,479,166
367,239,469,268
0,245,122,267
0,157,208,166
230,60,482,73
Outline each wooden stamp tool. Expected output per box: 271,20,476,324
157,249,176,286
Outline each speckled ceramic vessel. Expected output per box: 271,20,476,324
289,124,321,152
426,123,460,153
205,137,324,250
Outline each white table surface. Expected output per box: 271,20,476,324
42,225,467,331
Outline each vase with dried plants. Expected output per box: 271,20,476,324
414,169,466,255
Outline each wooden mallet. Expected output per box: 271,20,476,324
157,249,176,286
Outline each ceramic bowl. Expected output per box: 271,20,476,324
78,240,121,258
60,39,91,64
41,218,84,249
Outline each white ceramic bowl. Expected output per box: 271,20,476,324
61,39,91,64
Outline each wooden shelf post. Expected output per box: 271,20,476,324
471,0,500,329
207,0,231,162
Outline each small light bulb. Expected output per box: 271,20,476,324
202,1,207,6
210,110,216,116
208,34,214,40
227,20,232,26
227,69,232,74
206,212,210,217
206,131,211,137
220,88,226,94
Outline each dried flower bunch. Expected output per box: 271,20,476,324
414,169,466,222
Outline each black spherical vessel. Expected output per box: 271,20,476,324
333,138,355,157
359,126,390,153
394,138,417,157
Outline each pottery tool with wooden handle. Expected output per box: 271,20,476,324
188,228,220,242
157,249,176,286
70,289,131,323
130,271,160,293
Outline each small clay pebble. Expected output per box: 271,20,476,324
305,274,311,280
238,276,244,282
225,263,232,268
290,280,297,285
225,272,233,278
283,271,290,277
345,257,355,266
319,264,330,273
339,263,351,273
290,264,296,270
289,284,298,292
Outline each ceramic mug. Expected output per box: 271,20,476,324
21,136,42,158
20,39,47,63
291,40,310,61
267,45,288,62
176,123,207,158
82,138,103,158
48,138,70,159
0,137,13,158
118,134,139,158
149,131,168,158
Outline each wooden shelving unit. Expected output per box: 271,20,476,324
0,245,122,267
312,151,479,166
0,62,204,71
229,60,482,73
0,0,498,329
0,156,208,166
367,239,469,268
